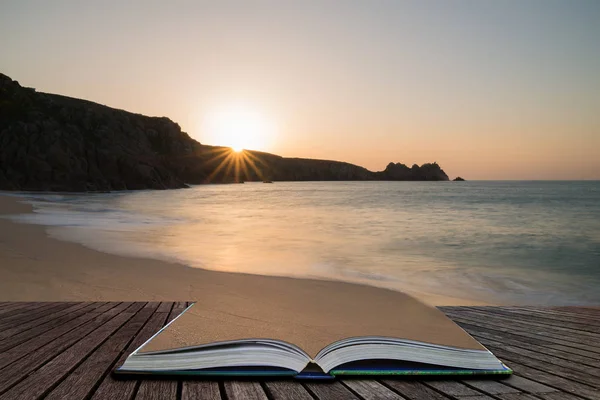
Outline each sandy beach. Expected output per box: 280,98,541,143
0,194,484,306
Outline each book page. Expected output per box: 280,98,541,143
138,278,484,358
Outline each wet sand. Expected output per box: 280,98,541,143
0,194,485,306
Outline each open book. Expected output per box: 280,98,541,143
116,297,510,378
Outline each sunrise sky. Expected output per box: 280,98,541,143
1,0,599,179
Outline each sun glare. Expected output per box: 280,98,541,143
201,106,276,152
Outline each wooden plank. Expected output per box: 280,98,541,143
470,326,600,380
469,307,600,334
536,393,587,400
167,303,187,323
342,379,405,399
0,302,57,321
501,376,558,394
91,305,169,400
0,303,135,395
0,302,72,329
0,303,140,400
493,306,600,328
489,305,600,319
224,381,268,400
451,308,600,341
463,323,600,369
547,306,600,315
461,307,600,341
304,381,360,399
381,380,451,400
425,380,486,397
446,311,600,356
444,310,600,355
462,380,520,395
181,381,221,400
0,302,63,326
533,305,600,313
494,394,540,400
3,304,600,400
481,343,600,390
136,303,182,400
45,303,152,400
0,302,37,317
0,301,26,306
499,307,600,327
156,302,174,314
0,302,91,341
145,301,161,309
130,302,185,399
545,342,600,361
448,396,494,400
455,320,600,364
0,302,112,368
553,306,600,317
264,381,314,400
134,380,178,400
505,360,600,400
126,303,178,399
169,301,187,321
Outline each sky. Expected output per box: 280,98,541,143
1,0,599,179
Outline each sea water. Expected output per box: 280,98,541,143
6,181,600,305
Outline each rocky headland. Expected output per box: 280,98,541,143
0,73,449,191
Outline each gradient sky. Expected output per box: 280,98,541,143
1,0,599,179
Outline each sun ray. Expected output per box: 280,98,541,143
206,150,236,182
245,151,268,167
241,152,265,181
201,147,270,183
202,147,233,165
234,153,241,183
223,152,237,180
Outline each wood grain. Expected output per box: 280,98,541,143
224,381,269,400
45,303,151,400
305,381,360,399
135,303,183,400
342,379,405,399
381,380,451,400
0,303,598,400
264,380,314,400
181,381,221,400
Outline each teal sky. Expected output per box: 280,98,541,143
1,0,599,179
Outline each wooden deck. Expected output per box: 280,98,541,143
0,303,598,400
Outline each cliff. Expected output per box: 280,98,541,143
0,73,448,191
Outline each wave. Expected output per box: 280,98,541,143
5,181,600,305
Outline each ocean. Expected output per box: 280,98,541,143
5,181,600,305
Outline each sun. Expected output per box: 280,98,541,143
200,106,276,152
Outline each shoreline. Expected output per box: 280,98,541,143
0,194,487,305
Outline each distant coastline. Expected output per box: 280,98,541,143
1,73,450,192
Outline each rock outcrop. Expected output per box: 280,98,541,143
0,73,196,191
453,177,465,181
0,73,449,191
376,162,449,181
